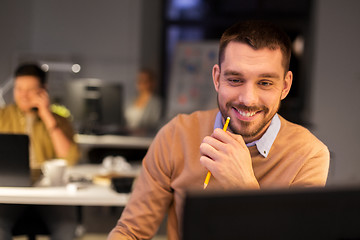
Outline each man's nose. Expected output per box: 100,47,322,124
238,83,258,106
20,90,28,96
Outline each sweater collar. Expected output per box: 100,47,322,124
214,111,281,158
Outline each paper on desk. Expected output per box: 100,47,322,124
100,156,132,174
92,156,135,186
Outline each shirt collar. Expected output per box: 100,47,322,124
214,111,281,158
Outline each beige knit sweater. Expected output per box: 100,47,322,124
108,109,330,240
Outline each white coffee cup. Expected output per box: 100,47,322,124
42,159,68,186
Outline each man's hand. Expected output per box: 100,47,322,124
200,128,260,189
29,88,59,132
29,88,72,158
30,89,51,117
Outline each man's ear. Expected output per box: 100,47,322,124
281,71,293,100
212,64,221,92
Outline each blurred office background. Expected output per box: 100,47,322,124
0,0,359,238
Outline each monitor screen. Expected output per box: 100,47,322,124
182,186,360,240
65,78,125,134
0,134,31,187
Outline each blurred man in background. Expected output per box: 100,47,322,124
0,63,80,240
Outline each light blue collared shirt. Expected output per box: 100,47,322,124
214,111,281,158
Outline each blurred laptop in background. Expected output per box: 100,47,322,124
0,133,31,187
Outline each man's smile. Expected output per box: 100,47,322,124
232,106,265,122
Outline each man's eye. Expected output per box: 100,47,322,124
228,79,242,84
259,81,272,87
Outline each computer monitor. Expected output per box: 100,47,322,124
65,78,125,134
182,186,360,240
0,133,31,187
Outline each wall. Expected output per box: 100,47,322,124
0,1,33,100
0,0,143,107
139,0,162,76
310,0,360,186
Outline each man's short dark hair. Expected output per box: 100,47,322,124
14,63,47,87
219,20,292,72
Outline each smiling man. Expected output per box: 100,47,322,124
108,20,330,240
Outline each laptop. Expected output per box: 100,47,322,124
182,186,360,240
0,133,32,187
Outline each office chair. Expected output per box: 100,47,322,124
12,206,84,240
12,209,49,240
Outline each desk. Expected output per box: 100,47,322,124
0,185,129,206
0,164,139,207
75,134,153,163
0,164,135,239
75,134,153,149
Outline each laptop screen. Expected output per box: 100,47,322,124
182,187,360,240
0,133,31,187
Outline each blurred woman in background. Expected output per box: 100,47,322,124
125,69,162,135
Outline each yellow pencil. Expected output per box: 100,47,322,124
203,116,230,189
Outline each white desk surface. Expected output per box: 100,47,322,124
75,134,153,149
0,185,129,206
0,164,140,207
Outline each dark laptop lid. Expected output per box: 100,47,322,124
0,133,31,187
182,187,360,240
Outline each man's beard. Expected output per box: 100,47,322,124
217,96,280,139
